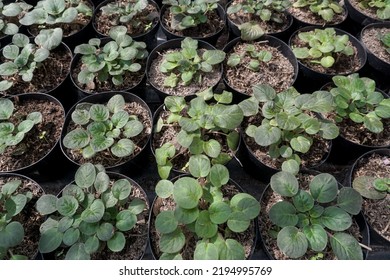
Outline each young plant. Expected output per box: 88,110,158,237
154,162,260,260
329,74,390,133
227,0,292,40
227,43,273,71
0,28,63,91
63,94,145,159
154,88,243,179
292,0,344,22
353,175,390,200
159,37,225,88
19,0,92,26
380,31,390,54
268,171,364,259
0,179,34,260
162,0,220,31
358,0,390,20
239,84,339,174
35,163,147,260
292,27,355,68
0,0,32,36
0,98,42,155
74,26,148,88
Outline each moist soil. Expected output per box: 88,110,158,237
224,41,296,95
361,26,390,64
148,49,222,96
259,172,366,260
288,5,347,26
0,98,64,172
63,101,152,167
351,153,390,242
150,182,256,260
94,0,159,37
0,176,45,260
348,0,381,20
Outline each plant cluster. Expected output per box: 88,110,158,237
329,74,390,133
292,27,355,68
227,43,273,71
162,0,220,31
0,28,63,91
0,0,32,36
380,31,390,54
19,0,92,26
0,98,42,154
268,171,364,259
154,88,243,179
292,0,344,22
36,163,147,260
353,175,390,200
0,179,34,260
227,0,291,41
159,37,225,88
63,94,145,159
239,84,339,174
74,26,148,88
358,0,390,20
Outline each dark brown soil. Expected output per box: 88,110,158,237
348,0,381,20
259,173,366,260
224,40,296,96
0,176,45,260
0,98,64,172
288,4,347,26
148,49,222,96
361,26,390,64
351,153,390,242
150,182,256,259
0,47,71,95
63,101,152,167
94,0,159,37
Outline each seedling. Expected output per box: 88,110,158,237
227,43,273,71
36,163,147,260
0,0,32,36
268,171,364,259
292,0,344,22
358,0,390,20
353,175,390,199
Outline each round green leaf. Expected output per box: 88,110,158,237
188,155,211,178
159,228,185,254
203,139,221,158
89,104,109,121
38,228,63,254
63,228,80,246
270,171,299,197
209,201,231,224
36,194,58,215
56,196,79,217
155,210,178,234
155,179,174,198
81,199,105,223
97,223,114,241
90,135,114,152
293,190,314,213
93,171,110,194
0,221,24,248
65,243,90,260
75,163,96,189
227,212,250,233
58,216,73,233
79,221,98,236
107,232,126,252
5,194,26,217
111,110,129,128
173,177,202,209
62,184,85,203
254,124,281,146
303,224,327,252
116,210,138,232
195,210,218,238
209,164,229,188
269,201,299,227
123,120,144,138
174,207,199,224
320,56,335,68
337,187,362,215
111,139,135,157
219,239,245,260
290,136,312,153
330,232,363,260
194,242,219,260
112,179,132,200
321,206,352,231
159,253,183,260
128,198,145,215
310,173,338,203
230,193,260,220
277,226,308,258
84,236,100,254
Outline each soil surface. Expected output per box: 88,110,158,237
288,3,347,26
361,26,390,64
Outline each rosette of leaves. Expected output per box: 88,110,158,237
329,74,390,133
159,37,225,88
0,179,34,260
353,175,390,200
35,163,147,260
19,0,92,26
162,0,219,31
0,98,42,154
380,31,390,54
358,0,390,20
292,0,344,22
292,27,355,68
268,171,364,259
74,26,148,88
154,161,260,260
63,94,145,159
238,84,339,174
0,28,63,91
227,0,292,41
227,43,273,71
154,88,243,179
0,0,32,36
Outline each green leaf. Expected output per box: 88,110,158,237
159,228,185,254
330,232,363,260
56,196,79,217
209,164,229,188
310,173,338,203
156,210,178,234
254,124,281,146
213,104,243,130
227,53,241,67
116,210,137,231
239,21,264,41
164,96,186,113
337,188,362,215
281,159,300,175
321,206,352,231
230,193,260,220
65,243,90,260
270,172,299,197
0,62,18,76
275,113,301,131
75,163,96,189
107,95,125,113
269,201,298,227
112,179,132,200
375,99,390,118
174,207,199,224
38,228,63,254
1,179,21,195
293,190,314,213
219,239,245,260
364,113,383,133
173,177,202,209
209,202,231,224
293,47,310,59
111,139,135,157
320,56,335,68
303,224,327,252
277,226,308,258
203,139,221,158
123,120,144,138
97,223,114,241
290,136,312,153
353,176,388,199
81,199,105,223
63,228,80,246
195,210,218,238
0,221,24,248
94,172,110,194
227,212,250,233
202,50,225,65
58,217,73,233
252,84,276,102
84,236,100,254
90,104,109,122
155,179,174,198
188,155,211,178
159,253,183,260
107,232,126,252
63,129,90,149
128,198,145,215
79,221,98,236
194,242,219,260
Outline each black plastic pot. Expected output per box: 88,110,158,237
146,38,223,101
258,170,371,260
222,35,299,102
348,148,390,248
0,93,66,176
159,3,226,46
345,0,385,26
148,174,258,260
92,0,161,51
289,26,367,92
60,91,152,175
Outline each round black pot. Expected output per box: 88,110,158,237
348,148,390,247
146,38,223,101
60,91,153,176
148,174,258,260
222,35,298,102
0,93,66,176
92,0,161,51
289,26,367,92
344,0,385,26
258,170,371,260
159,3,226,46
